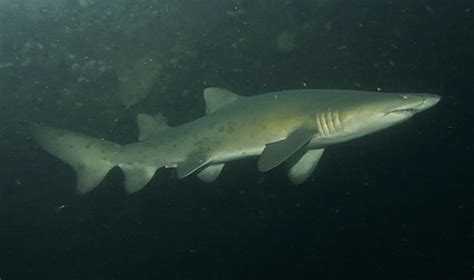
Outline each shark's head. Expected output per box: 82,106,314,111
335,92,441,139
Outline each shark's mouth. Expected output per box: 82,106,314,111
386,108,419,116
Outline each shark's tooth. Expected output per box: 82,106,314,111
258,129,316,172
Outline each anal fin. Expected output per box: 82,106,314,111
119,163,157,193
75,160,115,193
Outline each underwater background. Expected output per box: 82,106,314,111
0,0,473,279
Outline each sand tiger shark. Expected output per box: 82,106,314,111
32,88,440,193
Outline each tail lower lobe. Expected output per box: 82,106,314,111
31,124,121,193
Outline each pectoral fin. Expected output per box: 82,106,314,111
258,129,316,172
287,148,324,184
176,153,211,179
197,163,225,183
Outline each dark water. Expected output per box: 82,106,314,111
0,0,473,279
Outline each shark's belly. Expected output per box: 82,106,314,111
211,145,265,164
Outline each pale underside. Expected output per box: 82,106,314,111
32,87,438,193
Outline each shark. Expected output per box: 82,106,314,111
31,88,440,194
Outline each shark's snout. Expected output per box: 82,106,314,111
419,94,441,110
386,93,441,117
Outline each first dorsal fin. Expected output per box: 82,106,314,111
136,113,169,141
203,87,241,114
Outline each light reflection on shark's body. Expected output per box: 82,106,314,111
32,88,440,193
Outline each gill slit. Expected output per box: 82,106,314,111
321,113,330,136
334,110,342,129
316,114,324,136
326,110,335,133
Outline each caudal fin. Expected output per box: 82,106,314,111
31,124,121,193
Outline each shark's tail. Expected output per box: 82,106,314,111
31,124,123,194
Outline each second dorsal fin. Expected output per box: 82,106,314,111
136,113,169,141
203,87,241,114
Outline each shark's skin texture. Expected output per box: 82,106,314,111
32,88,440,193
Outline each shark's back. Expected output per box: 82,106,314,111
31,87,440,194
